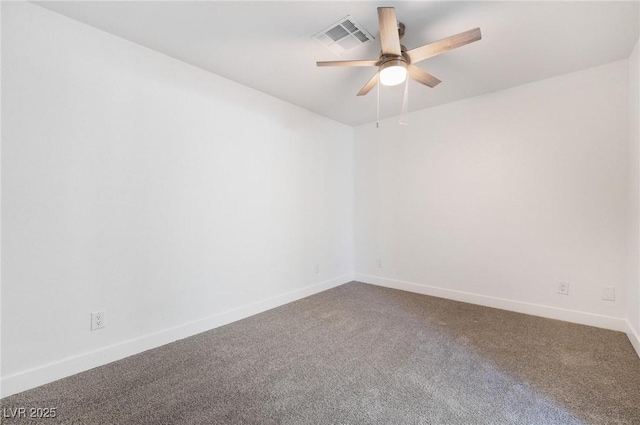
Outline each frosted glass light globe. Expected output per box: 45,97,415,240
380,64,407,86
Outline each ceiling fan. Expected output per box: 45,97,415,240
317,7,481,96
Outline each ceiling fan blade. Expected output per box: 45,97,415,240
407,28,481,64
408,65,441,88
357,72,379,96
316,60,379,67
378,7,401,56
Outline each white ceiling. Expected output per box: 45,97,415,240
33,1,639,127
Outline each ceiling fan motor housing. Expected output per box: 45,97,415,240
379,56,407,70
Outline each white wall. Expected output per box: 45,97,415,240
629,38,640,352
1,2,353,396
354,61,630,329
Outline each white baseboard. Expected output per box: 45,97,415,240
626,322,640,358
355,274,628,333
0,274,354,398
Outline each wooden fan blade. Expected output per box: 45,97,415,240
408,66,441,88
407,28,481,64
316,60,379,67
357,72,379,96
378,7,401,56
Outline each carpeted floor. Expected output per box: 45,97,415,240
2,282,639,424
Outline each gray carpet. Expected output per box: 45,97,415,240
2,282,639,424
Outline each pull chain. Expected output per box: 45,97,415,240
399,76,409,126
376,73,380,128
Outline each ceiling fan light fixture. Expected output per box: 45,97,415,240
379,59,407,86
316,7,481,99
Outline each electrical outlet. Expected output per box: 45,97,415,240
315,264,320,274
377,259,383,268
603,287,615,301
91,311,105,330
558,282,569,295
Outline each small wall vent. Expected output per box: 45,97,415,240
313,15,374,56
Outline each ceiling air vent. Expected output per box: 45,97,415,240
313,15,374,56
